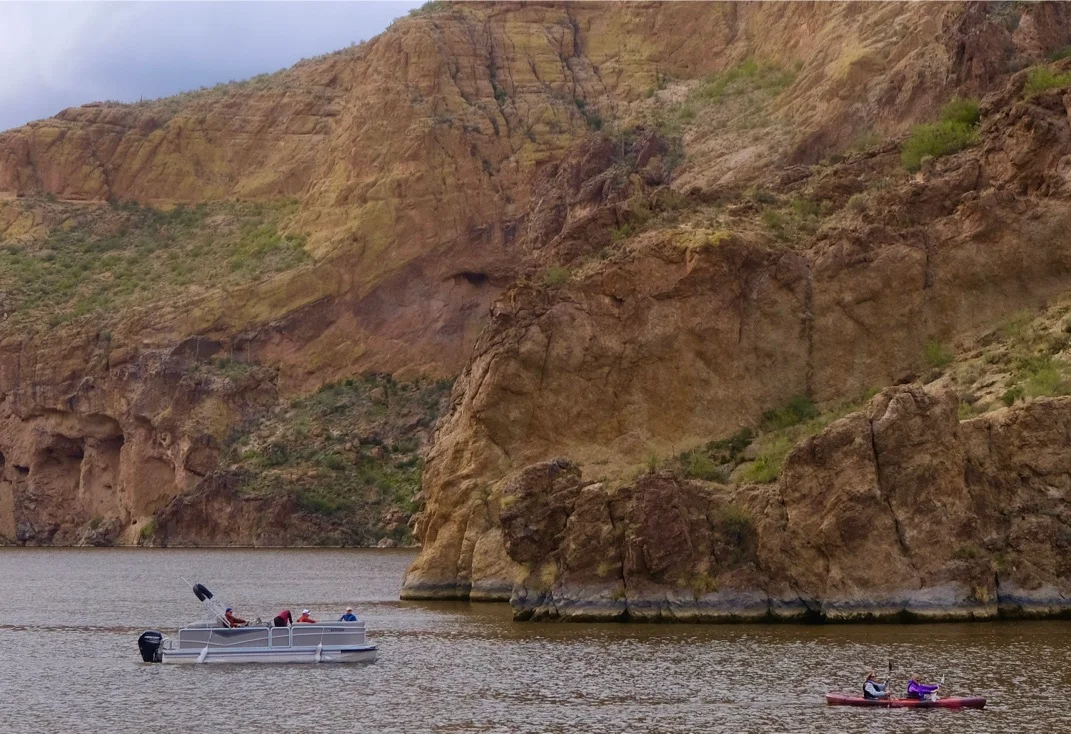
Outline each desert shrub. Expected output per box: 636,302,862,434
847,193,867,213
409,1,444,17
762,395,818,431
1001,385,1025,407
952,543,983,561
761,209,786,233
685,452,729,482
791,197,821,218
925,340,954,369
740,454,779,483
900,121,979,172
1023,359,1071,397
1049,46,1071,62
939,97,981,126
543,265,571,287
1024,66,1071,98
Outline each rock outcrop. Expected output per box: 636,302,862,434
402,55,1071,598
498,386,1071,621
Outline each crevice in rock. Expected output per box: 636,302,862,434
868,416,922,582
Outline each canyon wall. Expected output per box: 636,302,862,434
500,386,1071,621
401,4,1071,600
3,1,1071,563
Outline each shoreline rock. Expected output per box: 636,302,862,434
490,387,1071,623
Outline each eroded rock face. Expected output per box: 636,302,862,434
0,340,277,545
503,386,1071,621
402,39,1071,599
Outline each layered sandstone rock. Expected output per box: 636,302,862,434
500,386,1071,621
403,6,1071,599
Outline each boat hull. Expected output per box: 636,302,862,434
825,693,986,709
161,645,377,664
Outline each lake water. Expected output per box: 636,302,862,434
1,548,1069,733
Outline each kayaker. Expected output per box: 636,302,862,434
296,609,318,624
863,671,891,700
339,607,358,622
906,673,940,700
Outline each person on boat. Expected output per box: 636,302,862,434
272,609,293,627
223,607,247,628
339,607,358,622
863,671,891,700
906,673,940,700
296,609,317,624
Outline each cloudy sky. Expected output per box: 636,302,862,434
0,1,422,132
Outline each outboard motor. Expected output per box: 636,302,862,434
138,630,164,663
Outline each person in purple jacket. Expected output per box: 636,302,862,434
906,673,941,700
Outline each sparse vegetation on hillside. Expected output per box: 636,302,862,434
227,373,452,545
409,1,446,17
0,198,309,328
1024,66,1071,97
655,58,795,138
693,58,796,104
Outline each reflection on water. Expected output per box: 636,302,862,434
1,548,1069,733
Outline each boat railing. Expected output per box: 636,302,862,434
177,621,367,650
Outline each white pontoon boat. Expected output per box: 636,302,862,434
137,582,377,665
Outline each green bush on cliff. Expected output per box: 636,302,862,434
1023,358,1071,398
543,265,572,287
409,1,445,17
684,452,729,482
900,97,982,172
901,121,978,172
925,340,954,369
761,395,818,431
739,452,780,484
939,97,981,126
1024,66,1071,98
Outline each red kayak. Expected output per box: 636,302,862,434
826,693,986,709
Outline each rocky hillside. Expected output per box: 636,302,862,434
3,0,1071,619
399,1,1071,616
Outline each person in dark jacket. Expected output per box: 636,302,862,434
272,609,293,627
863,671,891,700
339,607,358,622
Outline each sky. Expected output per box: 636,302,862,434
0,1,423,132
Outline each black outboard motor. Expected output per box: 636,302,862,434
138,630,164,663
192,583,214,602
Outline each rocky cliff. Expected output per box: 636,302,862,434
400,1,1071,609
499,386,1071,621
3,0,1071,593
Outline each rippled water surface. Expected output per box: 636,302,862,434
2,548,1070,733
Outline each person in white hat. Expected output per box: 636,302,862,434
296,609,317,624
339,606,358,622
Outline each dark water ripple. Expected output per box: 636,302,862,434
0,548,1069,733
